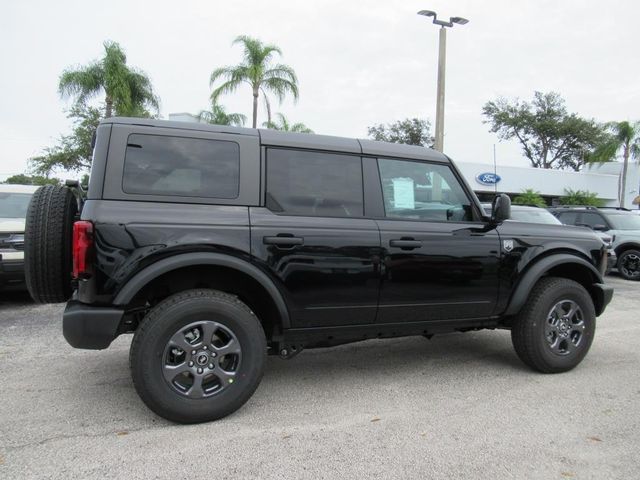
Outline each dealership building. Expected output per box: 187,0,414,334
169,113,640,209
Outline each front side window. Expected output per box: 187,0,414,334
378,159,472,221
556,212,579,225
266,148,363,217
581,212,607,229
123,134,240,198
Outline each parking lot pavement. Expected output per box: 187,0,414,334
0,276,638,480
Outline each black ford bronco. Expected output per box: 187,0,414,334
24,117,613,424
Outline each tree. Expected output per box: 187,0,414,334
197,102,247,126
512,189,546,207
591,121,640,208
262,113,313,133
2,174,61,186
561,189,603,207
367,118,434,147
30,104,101,174
482,91,605,171
210,35,299,128
59,40,159,118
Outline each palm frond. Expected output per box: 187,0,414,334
58,63,104,104
261,77,299,103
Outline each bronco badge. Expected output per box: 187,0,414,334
503,239,514,252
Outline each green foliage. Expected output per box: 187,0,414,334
2,174,61,186
482,91,606,171
367,118,434,147
30,104,101,175
512,189,546,207
590,120,640,207
59,40,159,118
197,102,247,126
210,35,299,128
262,113,313,133
561,189,603,207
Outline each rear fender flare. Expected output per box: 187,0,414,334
113,252,291,328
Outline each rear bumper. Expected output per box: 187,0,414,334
0,255,25,289
592,283,614,316
63,301,124,349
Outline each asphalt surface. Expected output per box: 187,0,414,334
0,275,638,480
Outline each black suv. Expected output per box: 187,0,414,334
24,117,613,423
550,206,640,281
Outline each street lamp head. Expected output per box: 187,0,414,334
450,16,469,25
417,10,437,17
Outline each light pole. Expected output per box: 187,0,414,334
417,10,468,152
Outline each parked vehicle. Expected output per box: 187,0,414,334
0,184,38,290
550,206,640,281
482,204,616,273
24,117,613,423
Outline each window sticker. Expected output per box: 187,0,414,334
392,178,415,209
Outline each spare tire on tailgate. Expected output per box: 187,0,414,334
24,185,78,303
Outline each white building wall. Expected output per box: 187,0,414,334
455,161,630,206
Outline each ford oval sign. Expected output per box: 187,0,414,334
476,172,501,186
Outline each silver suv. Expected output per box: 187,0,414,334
551,206,640,281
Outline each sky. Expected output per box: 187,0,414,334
1,0,638,180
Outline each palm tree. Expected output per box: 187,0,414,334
593,121,640,208
262,113,313,133
210,35,299,128
197,102,247,126
59,40,159,118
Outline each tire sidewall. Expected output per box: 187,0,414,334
131,293,266,423
617,249,640,281
530,281,596,371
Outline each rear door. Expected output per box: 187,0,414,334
374,157,501,323
250,147,381,328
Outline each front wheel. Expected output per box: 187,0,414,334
130,289,266,423
617,249,640,281
511,277,596,373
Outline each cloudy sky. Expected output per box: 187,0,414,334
1,0,638,180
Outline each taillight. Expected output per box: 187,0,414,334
72,221,94,279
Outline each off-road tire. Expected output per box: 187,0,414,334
511,277,596,373
24,185,78,303
130,289,267,424
617,249,640,281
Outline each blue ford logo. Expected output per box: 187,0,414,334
476,172,501,186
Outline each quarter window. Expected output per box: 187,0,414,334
378,159,472,221
123,134,240,198
266,148,363,217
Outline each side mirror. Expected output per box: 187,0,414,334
491,193,511,223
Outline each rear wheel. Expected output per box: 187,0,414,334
511,277,596,373
617,249,640,281
130,289,266,424
24,185,78,303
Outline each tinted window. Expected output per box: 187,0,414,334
378,159,471,221
581,212,607,229
123,134,240,198
0,192,32,219
266,149,363,217
556,212,579,225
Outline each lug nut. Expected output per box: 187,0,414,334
203,346,208,350
197,368,203,374
209,363,214,369
191,350,196,355
211,352,217,358
189,361,194,367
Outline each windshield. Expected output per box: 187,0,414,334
0,192,32,219
607,213,640,230
509,208,562,225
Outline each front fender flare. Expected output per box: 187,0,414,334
504,254,603,317
113,252,291,328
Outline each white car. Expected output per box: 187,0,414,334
0,184,39,290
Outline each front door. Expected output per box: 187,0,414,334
374,158,501,323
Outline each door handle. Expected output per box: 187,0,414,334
263,235,304,247
389,238,422,249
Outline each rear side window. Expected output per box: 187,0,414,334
556,212,579,225
123,134,240,198
266,148,363,217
